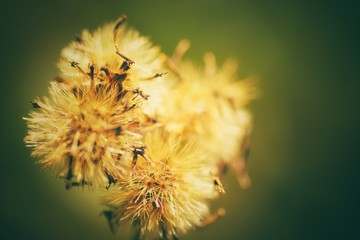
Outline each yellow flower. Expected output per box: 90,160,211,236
57,16,169,118
24,81,146,188
159,51,258,188
102,130,218,239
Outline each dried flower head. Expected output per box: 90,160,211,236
102,130,218,239
24,81,147,188
160,51,258,188
57,16,169,117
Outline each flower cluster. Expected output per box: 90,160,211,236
24,16,257,239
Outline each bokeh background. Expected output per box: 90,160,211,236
1,0,359,239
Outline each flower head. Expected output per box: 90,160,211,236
57,16,169,117
159,51,258,188
102,130,218,239
24,81,147,188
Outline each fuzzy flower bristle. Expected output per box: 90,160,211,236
102,130,218,239
24,82,147,188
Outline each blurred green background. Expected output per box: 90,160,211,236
1,0,359,239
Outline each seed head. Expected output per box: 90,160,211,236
160,51,258,187
57,17,170,117
102,130,218,239
24,82,146,188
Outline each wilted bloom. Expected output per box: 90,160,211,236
57,16,169,117
102,130,218,239
24,81,147,188
159,51,258,188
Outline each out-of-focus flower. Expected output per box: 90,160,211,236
159,50,258,188
102,130,218,239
